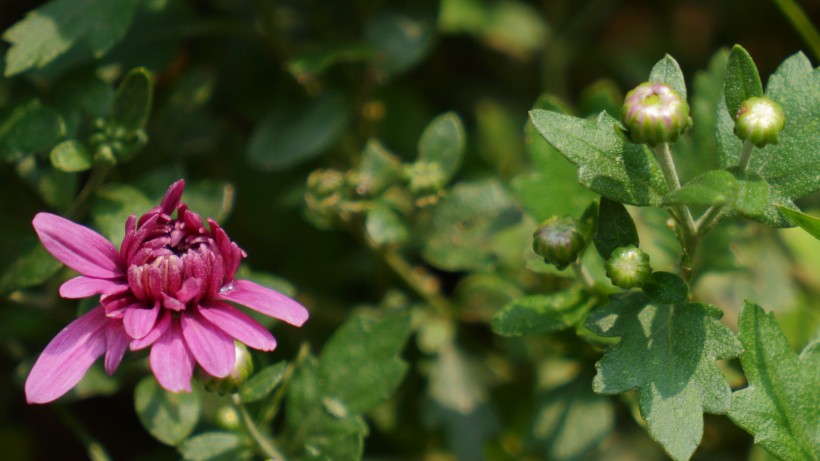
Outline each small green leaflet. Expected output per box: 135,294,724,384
649,54,687,100
728,301,819,461
3,0,139,76
724,45,763,118
777,206,820,240
593,197,639,260
587,293,742,461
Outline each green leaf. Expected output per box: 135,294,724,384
178,432,250,461
354,140,402,196
0,236,62,296
286,44,375,82
593,197,639,260
579,79,623,118
642,271,689,304
50,140,92,172
318,310,411,415
134,377,201,446
728,302,819,461
724,45,763,118
777,206,820,240
533,374,615,461
587,293,742,460
528,110,668,206
417,112,466,185
491,289,594,337
364,11,435,76
2,0,139,76
663,169,770,219
239,361,286,403
420,179,521,271
182,180,235,224
366,203,408,246
14,154,77,210
0,100,65,162
91,183,153,244
110,67,153,131
247,94,349,171
475,99,526,179
649,54,687,100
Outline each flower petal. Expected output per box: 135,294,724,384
199,302,277,351
216,279,309,327
123,302,160,339
60,276,127,299
33,213,123,279
161,179,185,215
25,306,109,404
149,320,194,393
130,310,171,350
104,323,129,375
180,311,236,378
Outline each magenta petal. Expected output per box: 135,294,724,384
176,278,203,304
123,303,160,339
216,279,309,327
104,323,129,375
33,213,123,279
25,306,109,404
199,302,277,351
60,276,127,299
180,311,236,378
150,321,194,392
161,179,185,215
130,311,171,350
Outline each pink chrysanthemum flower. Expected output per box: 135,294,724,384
25,179,309,404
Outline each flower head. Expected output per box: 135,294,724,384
621,82,691,145
25,179,309,404
605,245,652,289
734,96,785,147
532,216,590,270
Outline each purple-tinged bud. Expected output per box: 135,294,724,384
605,245,651,289
621,82,691,145
734,97,785,148
533,216,589,270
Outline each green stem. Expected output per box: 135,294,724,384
258,343,309,424
736,140,755,172
695,205,726,236
380,247,455,317
65,166,109,219
56,406,112,461
773,0,820,61
572,261,594,288
653,143,696,238
232,393,286,461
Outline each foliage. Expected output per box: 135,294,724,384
1,1,818,460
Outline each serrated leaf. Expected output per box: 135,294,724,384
111,67,153,131
134,377,201,446
587,293,742,460
177,432,250,461
716,52,820,227
50,140,92,172
417,112,465,184
420,179,521,271
649,54,687,100
777,206,820,240
318,311,411,414
2,0,138,76
239,361,286,403
529,110,668,206
491,289,593,337
728,302,819,461
642,271,689,304
247,94,349,171
724,45,763,118
593,197,639,260
663,168,770,219
0,100,65,162
366,203,408,246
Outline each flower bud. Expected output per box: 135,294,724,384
605,245,651,289
200,342,254,395
734,97,785,147
621,82,691,145
533,216,589,270
405,161,446,195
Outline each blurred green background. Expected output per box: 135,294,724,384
0,0,816,459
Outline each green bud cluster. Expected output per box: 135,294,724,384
88,118,147,165
734,97,785,148
405,161,446,196
621,82,691,145
605,245,652,289
532,216,590,270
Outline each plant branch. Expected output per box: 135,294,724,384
736,140,755,172
572,260,594,288
380,247,455,317
258,343,309,424
65,166,109,220
232,393,286,461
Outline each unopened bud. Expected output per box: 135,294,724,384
200,342,254,395
621,82,691,145
605,245,651,289
533,216,589,270
734,97,785,148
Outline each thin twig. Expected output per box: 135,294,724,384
232,393,286,461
